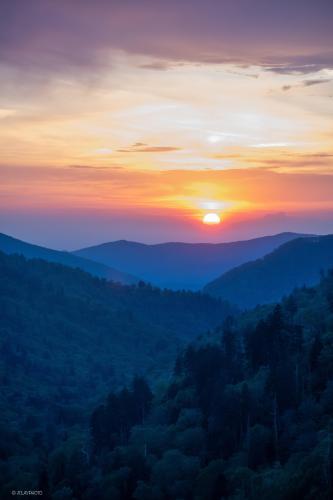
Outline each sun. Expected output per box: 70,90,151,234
203,213,221,225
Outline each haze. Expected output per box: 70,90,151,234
1,0,333,248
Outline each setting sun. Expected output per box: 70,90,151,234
203,213,221,225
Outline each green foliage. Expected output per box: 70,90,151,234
0,251,232,498
2,250,333,498
86,269,333,499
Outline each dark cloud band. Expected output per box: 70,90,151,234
1,0,333,75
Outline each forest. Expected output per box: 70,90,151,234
84,271,333,499
0,251,232,498
1,251,333,498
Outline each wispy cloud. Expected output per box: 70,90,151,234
68,164,124,170
282,78,331,91
138,60,186,71
212,149,333,174
251,143,292,148
117,143,181,153
265,53,333,75
240,151,333,172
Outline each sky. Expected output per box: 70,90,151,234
1,0,333,249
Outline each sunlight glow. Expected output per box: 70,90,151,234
207,135,222,143
203,213,221,225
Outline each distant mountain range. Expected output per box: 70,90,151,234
0,233,138,285
74,232,306,290
204,234,333,308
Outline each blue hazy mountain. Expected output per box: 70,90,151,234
74,232,307,290
204,234,333,308
0,232,138,284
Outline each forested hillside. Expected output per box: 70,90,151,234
204,235,333,308
83,271,333,499
2,250,333,498
0,251,233,498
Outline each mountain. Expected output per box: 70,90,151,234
85,270,333,500
0,249,233,446
204,234,333,308
4,247,333,497
74,232,306,290
0,232,138,284
0,250,234,495
0,249,232,390
84,270,333,499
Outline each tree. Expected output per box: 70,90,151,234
131,376,153,425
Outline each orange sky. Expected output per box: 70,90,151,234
1,2,333,246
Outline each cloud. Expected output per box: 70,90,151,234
264,53,333,75
138,60,186,71
305,153,333,158
304,79,331,87
267,64,330,75
282,78,331,91
117,143,181,153
139,61,172,71
68,164,124,170
251,143,292,148
244,151,333,172
212,149,333,173
1,0,333,76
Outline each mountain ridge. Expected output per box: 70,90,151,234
74,232,309,290
0,232,138,285
204,234,333,308
84,232,308,248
